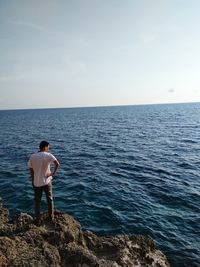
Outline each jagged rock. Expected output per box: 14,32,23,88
0,203,170,267
0,203,9,226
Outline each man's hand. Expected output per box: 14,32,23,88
45,172,55,178
46,160,60,179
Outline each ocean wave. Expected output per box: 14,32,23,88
1,103,200,267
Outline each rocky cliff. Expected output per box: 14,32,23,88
0,203,170,267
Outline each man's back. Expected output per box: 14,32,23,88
29,152,56,187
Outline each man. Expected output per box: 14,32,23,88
28,141,60,225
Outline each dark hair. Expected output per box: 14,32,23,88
39,141,49,150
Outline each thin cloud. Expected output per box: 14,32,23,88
7,20,56,35
0,74,26,81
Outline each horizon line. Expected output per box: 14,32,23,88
0,100,200,112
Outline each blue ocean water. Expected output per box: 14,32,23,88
0,103,200,267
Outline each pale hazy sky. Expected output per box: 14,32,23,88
1,0,200,110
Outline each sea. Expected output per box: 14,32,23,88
0,103,200,267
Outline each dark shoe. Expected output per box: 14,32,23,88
33,219,41,226
46,216,54,223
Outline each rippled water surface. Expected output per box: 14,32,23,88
0,103,200,267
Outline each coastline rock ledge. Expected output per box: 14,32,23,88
0,203,170,267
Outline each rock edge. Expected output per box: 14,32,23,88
0,203,170,267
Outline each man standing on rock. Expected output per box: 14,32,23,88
28,141,60,226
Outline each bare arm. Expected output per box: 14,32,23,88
46,160,60,178
52,160,60,176
30,168,34,187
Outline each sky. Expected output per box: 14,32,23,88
1,0,200,110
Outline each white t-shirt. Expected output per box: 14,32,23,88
28,152,57,187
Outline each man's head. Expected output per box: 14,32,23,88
39,141,50,152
